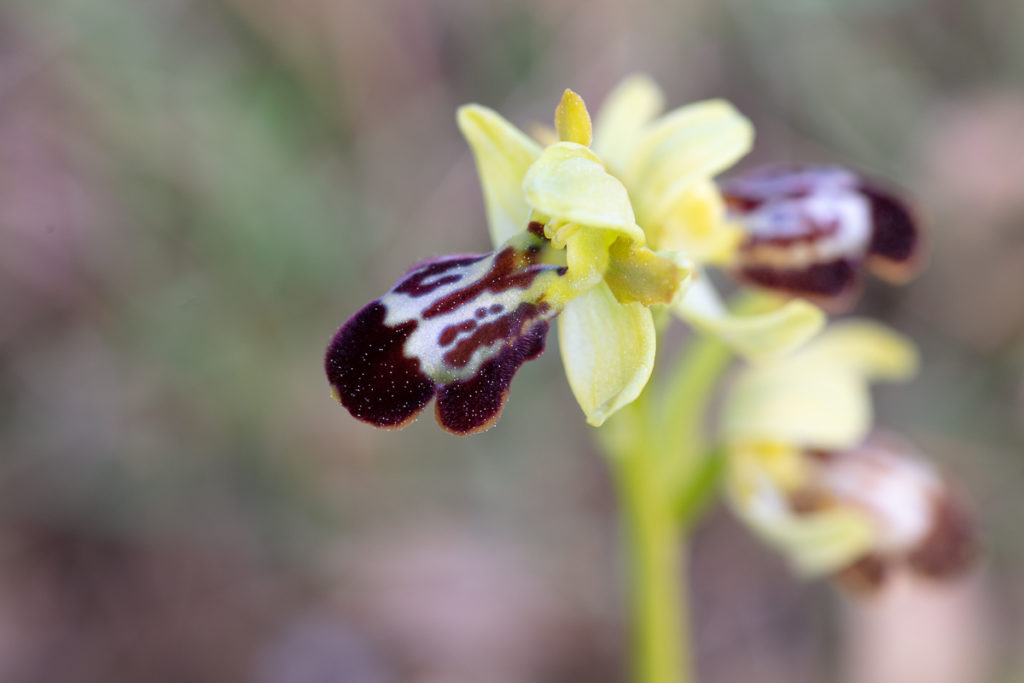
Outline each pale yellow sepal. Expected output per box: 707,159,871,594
554,89,593,146
628,99,754,223
457,105,543,247
674,275,825,361
592,74,665,175
722,355,872,450
523,142,645,245
558,281,656,426
721,321,918,450
800,320,919,381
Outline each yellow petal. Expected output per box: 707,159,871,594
802,320,919,382
554,89,593,146
726,456,875,576
675,275,825,361
523,142,645,245
651,180,742,262
627,99,753,224
722,357,872,449
591,74,664,174
604,239,691,306
558,282,655,426
457,104,542,247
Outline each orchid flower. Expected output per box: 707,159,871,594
327,89,690,434
721,320,973,588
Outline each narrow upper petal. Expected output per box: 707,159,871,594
558,281,656,426
523,142,645,245
554,89,593,146
591,74,665,175
627,99,754,224
326,229,565,434
674,274,825,361
457,105,543,247
603,241,692,306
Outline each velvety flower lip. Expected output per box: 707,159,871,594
719,163,921,308
325,227,565,435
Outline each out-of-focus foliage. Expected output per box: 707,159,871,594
1,0,1022,681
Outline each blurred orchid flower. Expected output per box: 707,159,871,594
721,320,973,588
719,164,922,309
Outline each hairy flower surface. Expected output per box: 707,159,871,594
722,321,973,587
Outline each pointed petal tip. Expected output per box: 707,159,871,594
555,88,593,146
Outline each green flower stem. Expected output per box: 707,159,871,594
616,444,691,683
605,328,736,683
658,332,734,501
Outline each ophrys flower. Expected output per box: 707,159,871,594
327,89,690,433
721,320,973,587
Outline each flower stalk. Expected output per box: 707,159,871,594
603,324,736,683
617,445,690,683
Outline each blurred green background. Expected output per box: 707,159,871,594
2,0,1023,681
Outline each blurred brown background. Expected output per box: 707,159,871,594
1,0,1023,681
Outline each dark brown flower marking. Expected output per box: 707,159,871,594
324,301,436,429
436,320,550,434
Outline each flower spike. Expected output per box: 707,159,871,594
325,227,565,434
